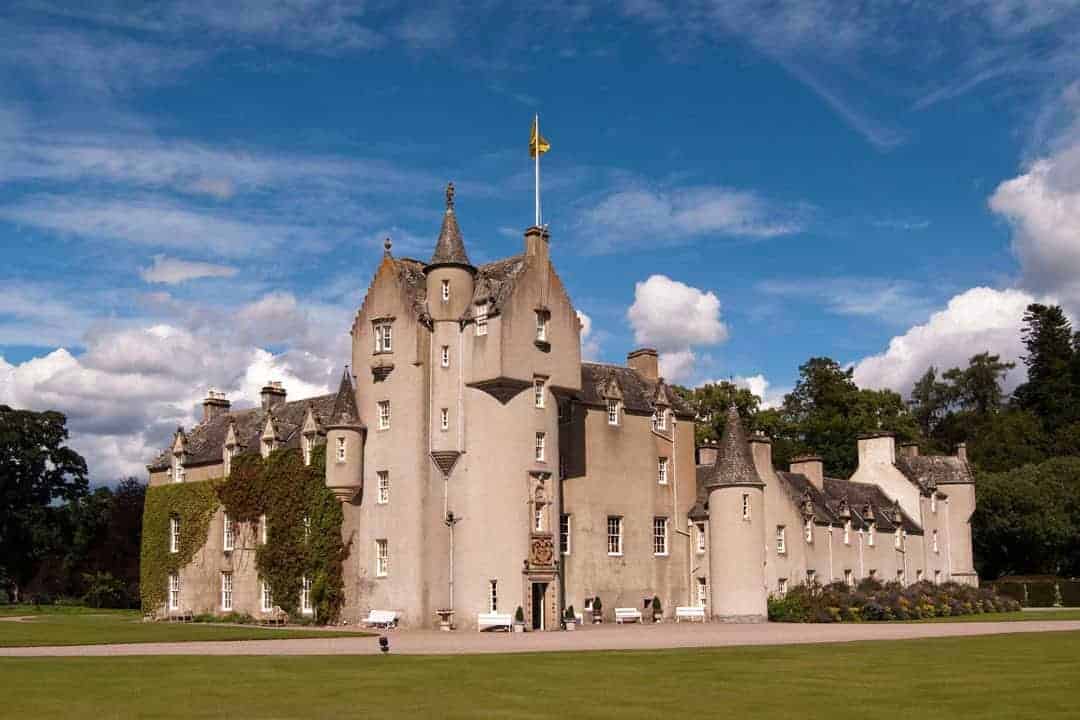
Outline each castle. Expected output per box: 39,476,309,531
146,186,977,628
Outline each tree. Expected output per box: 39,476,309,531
909,367,950,438
941,352,1015,417
0,406,88,601
675,381,760,445
1014,304,1077,431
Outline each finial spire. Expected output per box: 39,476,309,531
383,237,392,255
446,181,455,211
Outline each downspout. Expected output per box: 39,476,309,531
827,528,835,582
944,497,953,580
857,529,864,580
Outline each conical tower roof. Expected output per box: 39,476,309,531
706,405,763,488
327,369,363,428
427,182,473,270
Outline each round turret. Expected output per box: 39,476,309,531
425,182,476,322
324,369,366,503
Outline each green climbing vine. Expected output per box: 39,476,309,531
216,445,347,623
140,480,220,612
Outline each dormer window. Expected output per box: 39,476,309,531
302,435,314,466
535,310,547,342
606,399,621,426
894,528,902,549
867,523,875,546
441,279,450,302
931,494,937,513
652,408,667,431
475,303,488,336
261,436,275,459
222,446,233,476
374,321,393,353
172,455,184,483
843,520,851,545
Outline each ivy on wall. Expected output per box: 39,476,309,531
140,480,220,612
216,445,347,623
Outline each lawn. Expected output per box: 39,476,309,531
910,609,1080,623
2,631,1078,719
0,607,371,647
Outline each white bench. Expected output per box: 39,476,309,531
477,612,513,632
362,610,399,629
614,607,642,624
675,606,706,623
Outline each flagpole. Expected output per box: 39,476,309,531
534,114,541,226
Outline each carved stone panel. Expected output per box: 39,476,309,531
530,534,555,568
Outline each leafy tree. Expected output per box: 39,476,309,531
0,406,88,601
1013,304,1077,431
941,352,1015,417
909,367,950,438
674,381,760,445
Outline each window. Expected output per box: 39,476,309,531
223,514,234,552
894,528,902,549
932,529,939,554
488,580,498,613
916,569,924,582
534,378,545,408
844,569,854,587
221,572,233,611
261,580,273,613
375,539,389,577
260,514,268,545
776,525,786,555
867,523,875,547
653,517,669,556
441,279,450,302
778,578,788,595
657,457,669,485
172,455,184,483
378,401,391,430
440,408,449,431
931,494,937,514
607,516,623,555
804,518,814,543
535,310,547,342
606,399,620,426
223,446,233,476
695,522,707,554
843,520,851,545
741,493,751,521
806,569,817,585
696,577,708,608
168,573,181,610
336,436,346,463
374,322,392,353
441,345,450,368
934,569,942,584
535,432,546,462
301,576,313,615
560,514,570,555
534,504,544,532
169,516,180,553
261,436,275,459
302,434,313,466
377,471,390,504
475,303,488,335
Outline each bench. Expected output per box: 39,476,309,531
477,612,513,632
362,610,399,630
614,607,642,624
258,607,288,626
167,608,193,623
675,606,706,623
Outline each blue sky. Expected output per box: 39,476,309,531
2,1,1080,480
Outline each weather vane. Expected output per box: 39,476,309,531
446,181,455,211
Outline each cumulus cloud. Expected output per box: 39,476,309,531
733,374,787,409
576,310,601,360
852,287,1036,395
628,275,728,382
140,255,237,284
757,277,934,326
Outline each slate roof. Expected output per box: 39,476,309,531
472,255,529,312
428,207,473,268
579,362,695,417
896,454,972,491
705,405,763,488
148,393,336,470
326,370,362,427
392,257,429,320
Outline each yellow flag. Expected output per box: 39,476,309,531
529,117,550,158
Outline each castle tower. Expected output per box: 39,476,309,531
706,405,768,622
325,369,365,502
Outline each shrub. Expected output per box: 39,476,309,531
514,606,525,623
652,596,662,617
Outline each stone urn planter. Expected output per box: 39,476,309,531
435,608,455,631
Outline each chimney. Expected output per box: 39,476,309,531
697,439,719,467
202,390,230,423
524,225,549,262
856,432,895,469
749,431,773,478
627,348,659,382
955,442,968,463
260,381,286,411
898,441,919,459
790,455,824,491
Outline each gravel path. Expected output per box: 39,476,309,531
3,619,1079,657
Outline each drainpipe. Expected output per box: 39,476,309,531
827,528,835,582
944,497,953,580
858,529,864,580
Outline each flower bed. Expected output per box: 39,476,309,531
768,579,1021,622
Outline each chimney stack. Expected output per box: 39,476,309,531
697,439,719,467
790,455,824,491
956,442,968,463
627,348,659,382
856,432,896,469
202,390,230,423
260,381,286,411
749,431,773,477
899,441,919,459
524,225,549,262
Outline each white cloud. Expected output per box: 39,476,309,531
628,275,728,382
733,374,786,410
0,284,101,347
852,287,1036,395
140,255,237,284
757,277,934,326
576,310,601,360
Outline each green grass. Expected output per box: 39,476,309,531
908,609,1080,623
0,608,371,647
1,631,1078,718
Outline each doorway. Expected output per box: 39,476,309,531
531,582,548,630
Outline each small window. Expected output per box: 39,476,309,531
606,399,620,426
261,580,273,613
377,471,390,504
336,436,346,463
534,504,544,532
302,435,313,466
169,517,180,554
844,569,854,587
375,539,389,577
653,409,667,431
441,345,450,368
843,520,851,545
220,572,233,611
696,577,708,607
560,514,571,555
894,528,902,549
534,378,545,408
806,569,816,585
695,522,706,554
488,579,498,613
260,514,268,545
607,516,623,555
172,455,184,483
804,518,814,544
535,310,547,342
168,573,181,610
441,279,450,302
301,576,313,614
741,493,751,521
657,457,669,485
932,529,939,554
374,322,393,353
777,578,788,595
535,432,546,462
916,569,924,582
223,446,232,476
653,517,668,555
776,525,786,555
378,401,391,430
867,523,875,546
931,494,937,514
475,303,488,335
440,408,449,431
223,514,234,552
